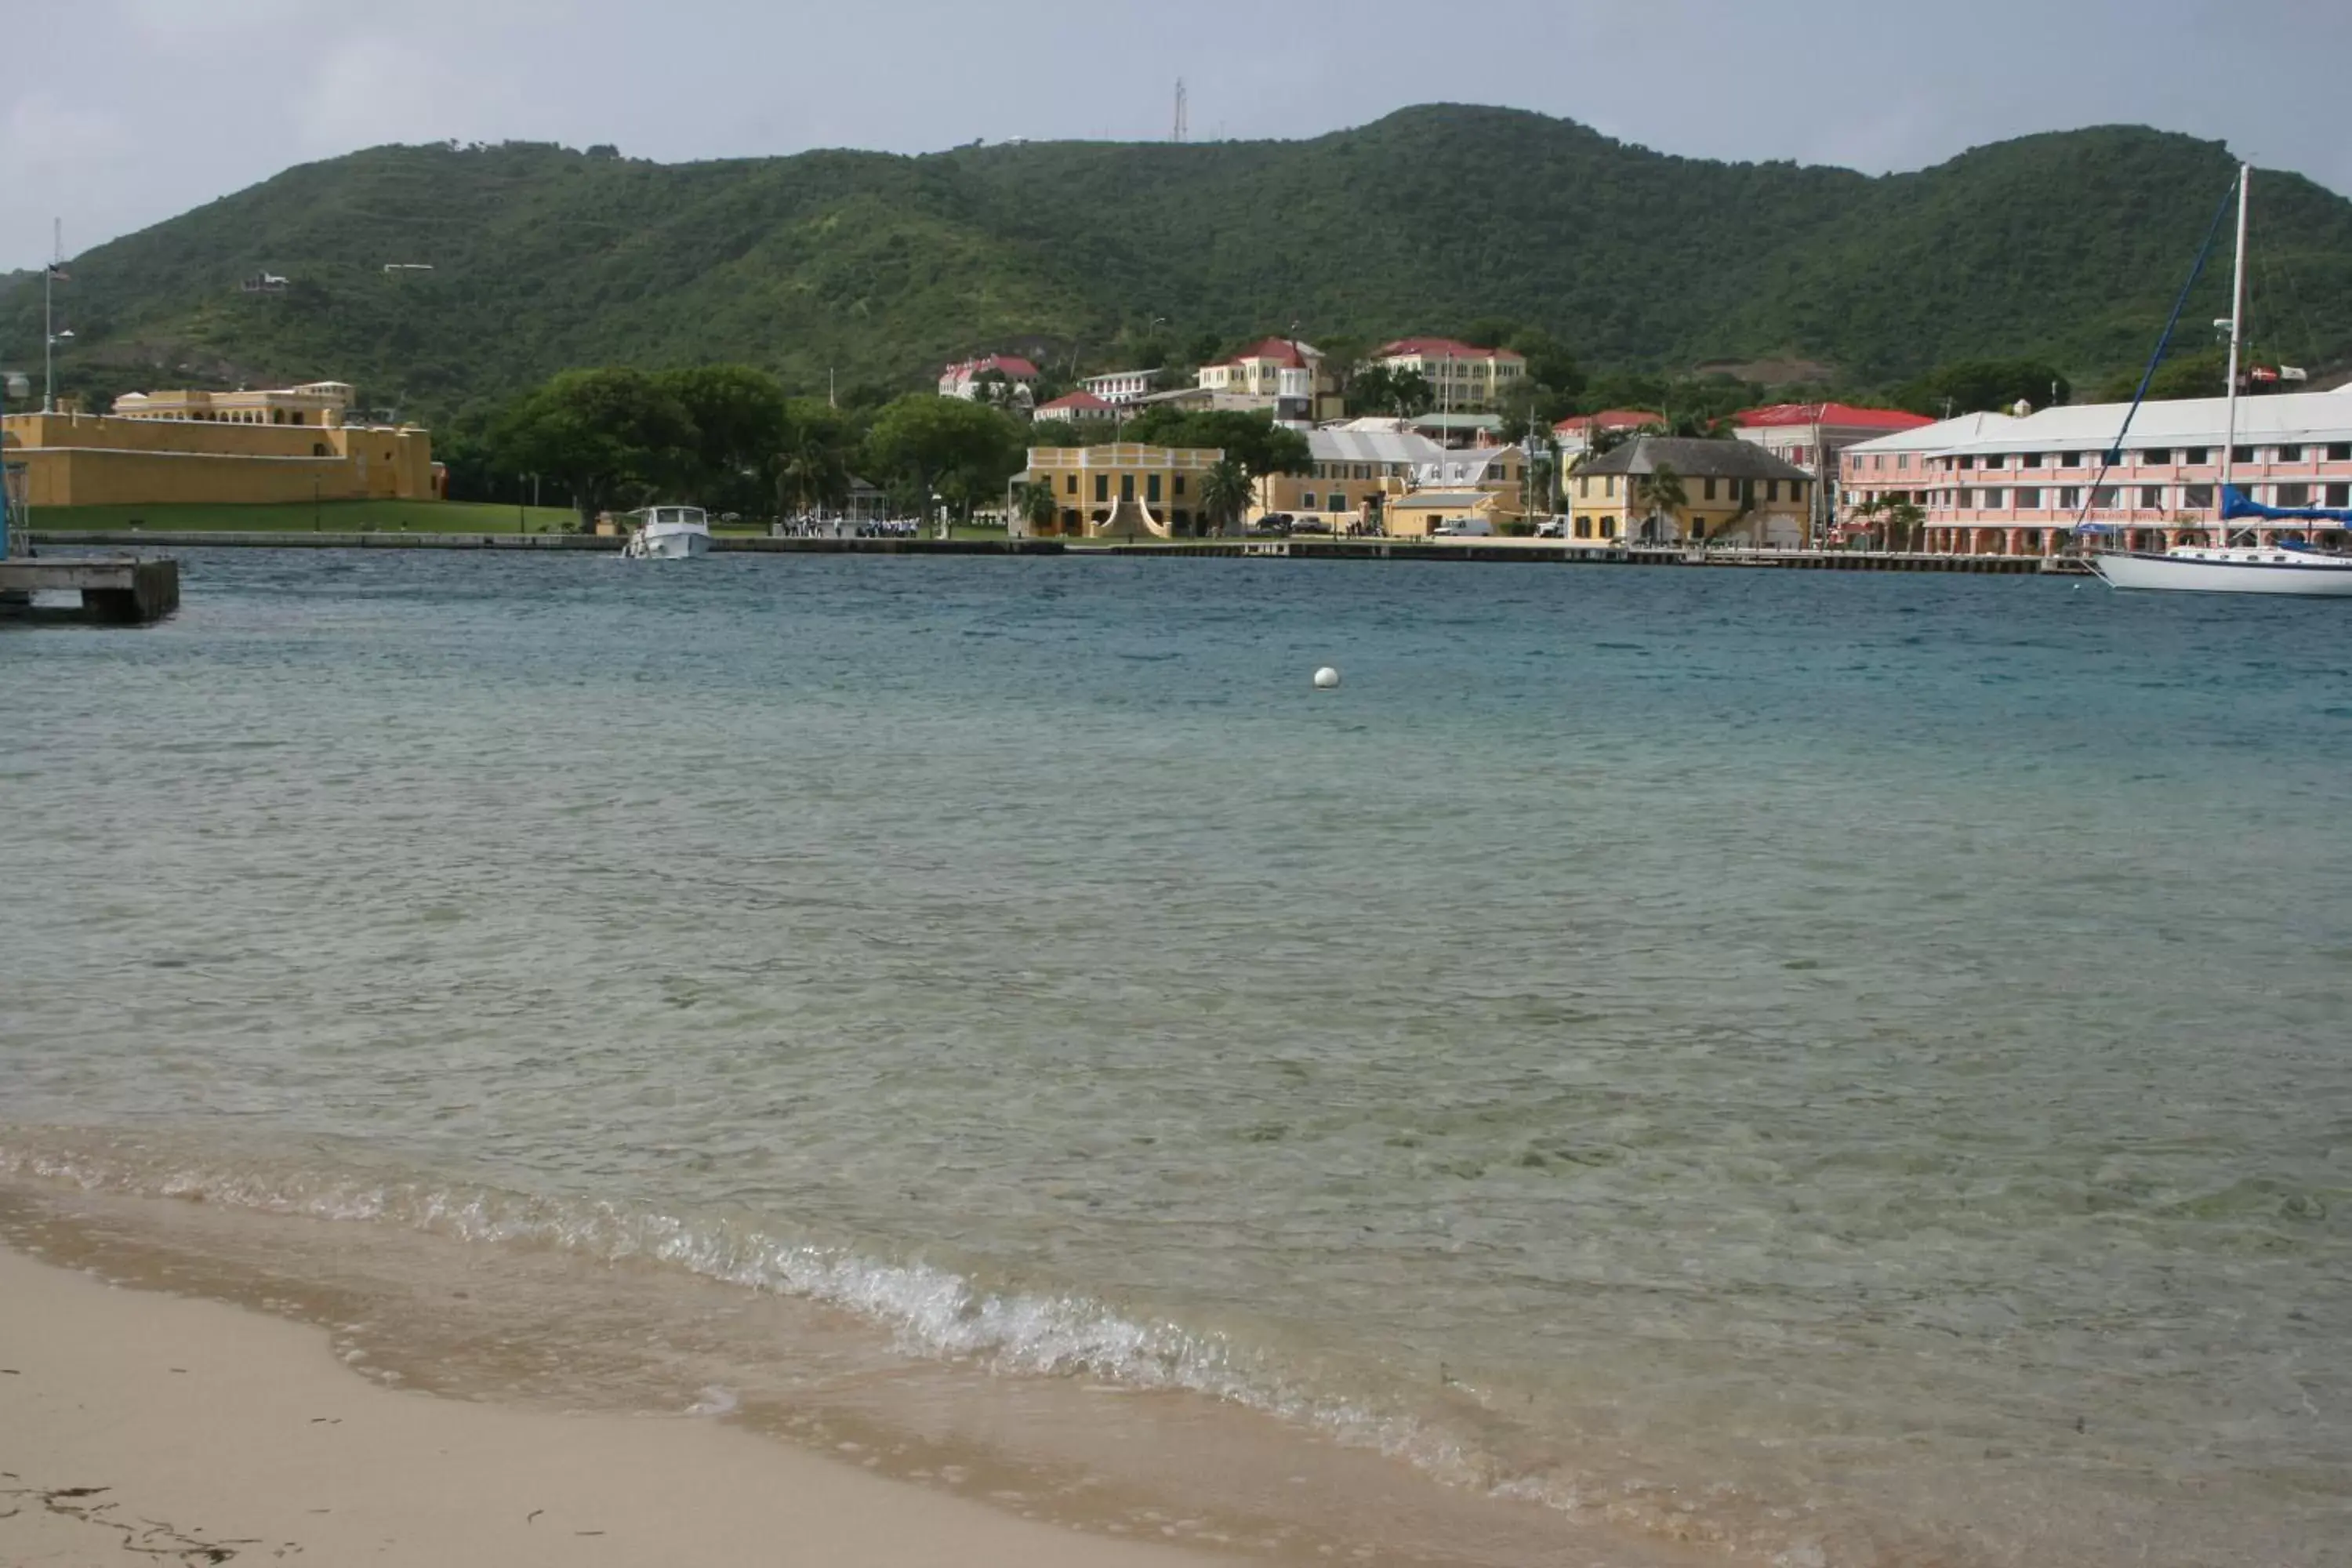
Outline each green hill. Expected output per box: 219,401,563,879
9,106,2350,424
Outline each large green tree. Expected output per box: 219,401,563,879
1016,479,1060,535
1345,365,1436,418
493,367,698,528
661,364,788,513
1123,408,1309,481
862,395,1025,529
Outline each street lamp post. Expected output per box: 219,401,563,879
1,372,29,560
42,220,71,413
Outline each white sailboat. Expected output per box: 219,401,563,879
2089,165,2352,596
622,505,713,561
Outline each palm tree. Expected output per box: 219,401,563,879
1200,456,1255,537
1635,463,1687,543
774,429,848,521
1017,478,1060,535
1885,499,1926,553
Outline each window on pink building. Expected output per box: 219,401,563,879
2140,486,2163,509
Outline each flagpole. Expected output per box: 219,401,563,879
43,219,60,413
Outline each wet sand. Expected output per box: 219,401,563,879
0,1241,1230,1567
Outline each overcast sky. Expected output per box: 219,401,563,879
7,0,2347,270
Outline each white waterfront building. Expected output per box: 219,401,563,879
1842,387,2352,557
1079,368,1160,405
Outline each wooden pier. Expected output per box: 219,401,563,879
0,555,181,623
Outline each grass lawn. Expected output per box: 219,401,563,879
27,499,579,534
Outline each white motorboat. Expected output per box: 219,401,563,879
622,505,712,560
2085,165,2352,595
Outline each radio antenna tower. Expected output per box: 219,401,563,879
1173,79,1189,143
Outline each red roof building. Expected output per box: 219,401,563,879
1193,336,1339,420
1732,405,1933,543
1034,390,1120,421
1376,336,1524,364
1735,402,1933,433
938,355,1043,401
1554,408,1661,456
1374,338,1528,413
1206,336,1312,370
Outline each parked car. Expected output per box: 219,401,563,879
1432,518,1496,538
1534,517,1567,538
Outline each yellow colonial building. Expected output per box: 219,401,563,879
1194,337,1345,423
1566,436,1812,546
1019,443,1226,537
1373,337,1527,413
2,381,438,508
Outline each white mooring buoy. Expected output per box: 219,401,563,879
1312,666,1341,689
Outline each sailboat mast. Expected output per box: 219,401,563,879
2218,163,2250,546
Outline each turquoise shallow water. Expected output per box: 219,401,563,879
5,550,2350,1564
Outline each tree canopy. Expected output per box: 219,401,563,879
1893,359,2073,417
493,367,699,525
862,395,1025,523
1123,408,1310,478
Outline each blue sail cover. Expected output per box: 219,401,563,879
2222,485,2352,524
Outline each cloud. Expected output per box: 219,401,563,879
2,93,144,264
296,31,477,152
3,0,2347,270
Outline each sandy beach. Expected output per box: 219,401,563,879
0,1241,1232,1567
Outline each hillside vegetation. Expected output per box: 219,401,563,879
9,106,2350,426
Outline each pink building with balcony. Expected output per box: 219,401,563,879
1842,389,2352,556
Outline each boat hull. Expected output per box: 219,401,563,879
2092,550,2352,596
626,525,711,561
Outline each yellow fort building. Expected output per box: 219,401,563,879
2,381,439,509
1017,443,1227,538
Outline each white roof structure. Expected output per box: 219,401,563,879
1417,447,1512,486
1307,426,1446,467
1846,391,2352,461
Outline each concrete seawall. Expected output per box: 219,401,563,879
25,532,1066,556
27,532,2064,573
